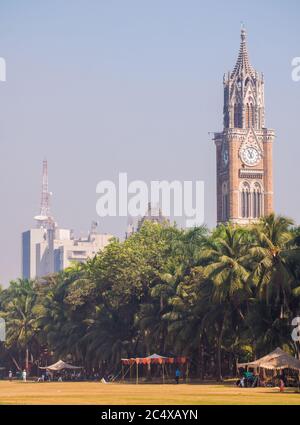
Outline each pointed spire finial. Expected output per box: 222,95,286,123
240,22,246,41
231,25,255,79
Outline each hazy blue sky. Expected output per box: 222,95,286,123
0,0,299,286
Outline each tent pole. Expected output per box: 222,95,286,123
186,362,189,383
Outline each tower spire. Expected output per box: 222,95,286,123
231,26,255,79
214,27,274,226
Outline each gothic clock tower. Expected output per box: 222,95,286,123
214,27,274,225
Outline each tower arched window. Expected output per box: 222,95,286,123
252,182,263,218
245,98,255,128
251,104,255,127
246,104,249,127
222,182,229,221
234,104,242,128
240,182,251,218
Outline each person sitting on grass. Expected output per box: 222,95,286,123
244,370,254,387
252,372,260,387
279,372,286,392
37,374,45,382
236,376,245,387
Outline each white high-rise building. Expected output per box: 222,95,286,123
53,231,112,272
22,228,47,279
22,161,113,279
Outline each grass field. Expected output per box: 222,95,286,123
0,381,300,405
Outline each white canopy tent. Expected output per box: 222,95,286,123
39,360,82,372
237,347,300,372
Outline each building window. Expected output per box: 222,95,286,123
240,182,251,218
245,100,255,128
222,182,229,221
252,182,263,218
234,104,242,128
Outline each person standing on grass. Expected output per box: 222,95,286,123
22,369,27,382
175,368,181,384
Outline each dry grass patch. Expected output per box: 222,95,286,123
0,381,299,405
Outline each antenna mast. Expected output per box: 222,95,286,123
34,159,54,229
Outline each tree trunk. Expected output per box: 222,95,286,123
199,340,204,380
217,317,225,381
25,346,29,372
10,355,21,371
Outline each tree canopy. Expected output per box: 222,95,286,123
0,215,299,379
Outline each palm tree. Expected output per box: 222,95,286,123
170,226,208,275
248,214,299,317
201,225,252,380
83,307,134,372
1,279,41,372
136,273,176,356
165,266,214,379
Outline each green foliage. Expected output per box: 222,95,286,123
1,216,300,378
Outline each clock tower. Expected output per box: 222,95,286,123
214,27,275,225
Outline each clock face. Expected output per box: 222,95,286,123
241,147,260,166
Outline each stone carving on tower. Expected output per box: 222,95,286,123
214,27,275,225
